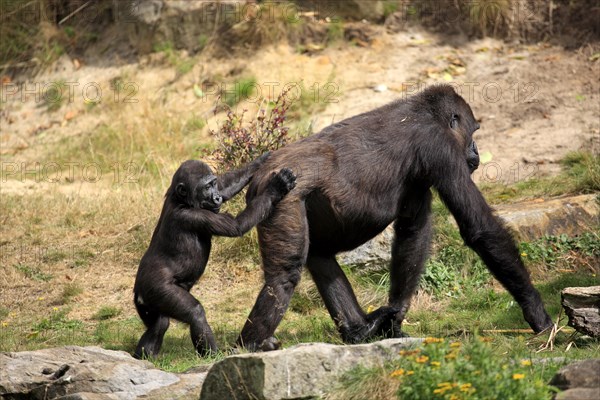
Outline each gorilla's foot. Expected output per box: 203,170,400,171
239,336,281,352
340,306,399,344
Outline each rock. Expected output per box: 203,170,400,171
0,346,206,400
339,194,599,268
199,338,421,400
561,287,600,337
550,359,600,400
555,388,600,400
493,194,599,241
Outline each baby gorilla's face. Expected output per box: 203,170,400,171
197,174,222,212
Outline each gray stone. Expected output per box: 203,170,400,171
0,346,206,400
555,388,600,400
199,338,421,400
494,194,599,241
340,194,599,268
550,359,600,400
562,287,600,338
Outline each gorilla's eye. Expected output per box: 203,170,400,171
450,114,459,130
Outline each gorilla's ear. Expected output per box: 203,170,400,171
450,114,459,130
176,183,188,198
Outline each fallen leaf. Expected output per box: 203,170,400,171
64,110,77,121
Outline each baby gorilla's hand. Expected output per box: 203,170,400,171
267,168,296,200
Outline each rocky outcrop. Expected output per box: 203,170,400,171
340,194,599,268
200,338,420,400
550,359,600,400
0,346,207,400
493,194,599,241
562,286,600,338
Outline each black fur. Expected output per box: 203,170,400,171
236,85,553,350
133,156,296,358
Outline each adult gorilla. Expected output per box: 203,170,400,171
238,84,553,351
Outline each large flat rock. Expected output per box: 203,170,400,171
199,338,421,400
0,346,206,400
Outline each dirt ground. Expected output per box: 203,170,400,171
1,25,599,327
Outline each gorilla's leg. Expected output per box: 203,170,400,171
386,192,433,337
238,200,309,351
306,254,398,343
134,300,170,359
159,285,217,356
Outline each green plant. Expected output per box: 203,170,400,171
222,76,257,107
43,80,67,112
32,308,82,332
330,337,559,400
61,283,83,304
15,264,53,282
326,20,344,43
93,306,122,320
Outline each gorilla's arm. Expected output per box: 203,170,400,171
180,168,295,237
434,162,552,333
218,152,270,201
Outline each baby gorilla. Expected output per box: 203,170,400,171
133,157,296,358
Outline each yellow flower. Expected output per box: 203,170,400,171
52,307,59,312
445,351,458,360
367,305,375,313
437,382,453,388
460,383,472,392
433,388,446,395
521,360,532,366
430,361,441,368
37,297,45,301
1,321,8,327
513,373,525,380
415,355,429,363
390,369,405,377
521,252,528,257
423,337,444,345
450,341,461,348
449,395,459,400
406,370,414,375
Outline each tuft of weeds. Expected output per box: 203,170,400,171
153,41,195,75
92,306,122,321
43,80,67,112
326,20,345,44
61,283,83,304
222,76,257,107
32,308,82,332
14,264,53,282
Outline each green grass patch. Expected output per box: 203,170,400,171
61,283,84,304
92,306,122,321
14,264,53,282
222,76,257,107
